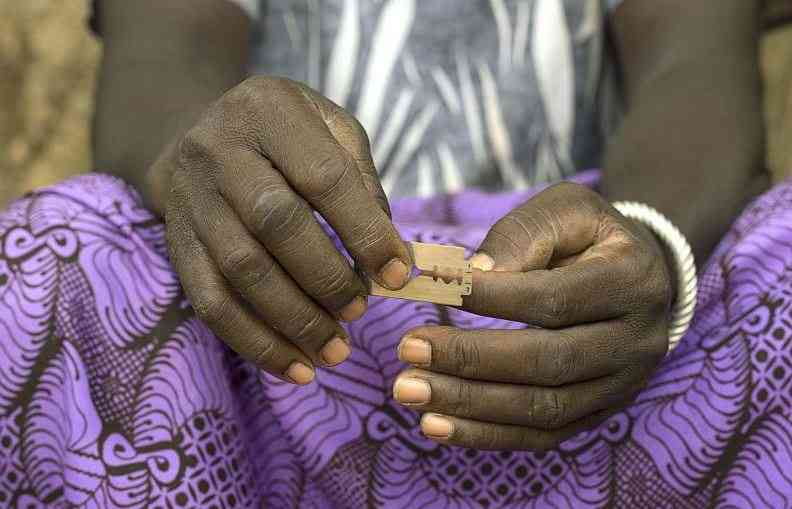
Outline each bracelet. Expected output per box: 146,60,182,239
612,202,698,353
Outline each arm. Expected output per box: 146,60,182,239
92,0,251,211
604,0,770,263
93,1,413,383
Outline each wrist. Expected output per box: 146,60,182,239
613,201,698,352
634,221,677,309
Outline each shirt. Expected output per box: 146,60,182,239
230,0,624,198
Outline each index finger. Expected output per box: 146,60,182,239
463,256,644,328
301,85,392,218
230,78,412,290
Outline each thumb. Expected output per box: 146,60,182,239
471,183,604,272
297,84,392,217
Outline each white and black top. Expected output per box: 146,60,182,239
99,0,626,197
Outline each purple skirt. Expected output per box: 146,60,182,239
0,171,790,508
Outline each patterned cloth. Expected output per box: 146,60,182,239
237,0,622,197
91,0,624,197
1,172,791,508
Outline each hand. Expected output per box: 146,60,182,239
152,77,413,385
393,182,673,450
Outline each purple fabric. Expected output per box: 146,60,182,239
1,172,791,508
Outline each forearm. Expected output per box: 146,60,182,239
92,0,251,206
603,0,769,263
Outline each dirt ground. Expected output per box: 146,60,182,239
1,1,791,207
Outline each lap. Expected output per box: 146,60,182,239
1,173,791,508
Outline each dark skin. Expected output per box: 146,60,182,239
94,0,767,449
396,183,672,449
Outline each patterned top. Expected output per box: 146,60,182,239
226,0,624,197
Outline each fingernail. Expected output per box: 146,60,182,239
469,252,495,272
421,413,453,439
398,336,431,365
380,258,411,290
285,362,315,385
339,296,367,322
393,377,431,405
320,336,351,366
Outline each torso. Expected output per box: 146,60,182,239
248,0,621,197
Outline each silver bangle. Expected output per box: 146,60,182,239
612,201,698,353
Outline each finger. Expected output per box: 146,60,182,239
418,411,613,451
298,85,391,217
165,186,315,383
188,190,352,367
393,368,631,430
397,323,641,385
474,182,608,272
222,77,412,289
463,255,642,328
217,149,368,322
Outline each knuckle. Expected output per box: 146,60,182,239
219,247,273,291
453,381,477,418
179,127,222,166
250,187,311,241
340,113,368,140
608,232,638,262
449,333,482,378
350,119,370,147
541,334,576,386
219,246,256,278
361,172,388,208
250,337,278,370
311,262,356,302
540,283,568,328
222,77,292,135
336,113,372,150
227,76,271,106
487,211,554,267
523,389,563,430
300,147,355,200
539,391,569,430
492,214,534,249
223,77,298,127
190,289,231,327
342,215,392,256
289,304,328,344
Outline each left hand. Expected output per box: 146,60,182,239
393,182,674,450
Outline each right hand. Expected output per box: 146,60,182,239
149,77,413,385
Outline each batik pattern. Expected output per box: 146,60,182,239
0,172,791,508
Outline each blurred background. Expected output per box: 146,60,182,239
1,1,791,207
